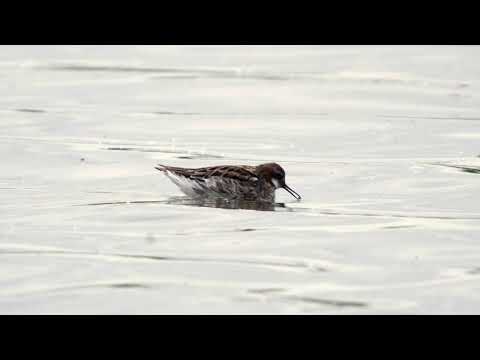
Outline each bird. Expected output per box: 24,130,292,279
155,162,301,203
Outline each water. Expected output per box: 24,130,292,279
1,45,480,314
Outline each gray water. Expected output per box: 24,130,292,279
1,45,480,314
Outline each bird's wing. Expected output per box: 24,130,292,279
194,165,258,182
155,164,258,196
156,164,257,181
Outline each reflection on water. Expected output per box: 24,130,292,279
431,163,480,175
165,196,279,211
42,64,305,82
84,195,282,211
104,146,224,159
0,248,328,273
81,196,480,219
285,296,368,308
109,283,151,289
15,108,46,114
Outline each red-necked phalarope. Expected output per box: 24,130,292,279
155,163,301,202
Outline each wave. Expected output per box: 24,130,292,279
38,63,468,88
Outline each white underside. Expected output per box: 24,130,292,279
165,171,217,197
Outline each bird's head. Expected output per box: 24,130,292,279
256,163,301,200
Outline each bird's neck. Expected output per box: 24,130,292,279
257,179,276,202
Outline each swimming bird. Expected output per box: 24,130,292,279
155,163,301,202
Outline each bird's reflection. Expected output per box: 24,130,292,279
164,196,285,211
84,196,290,211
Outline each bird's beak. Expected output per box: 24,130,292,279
283,184,302,200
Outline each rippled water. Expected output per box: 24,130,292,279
1,45,480,314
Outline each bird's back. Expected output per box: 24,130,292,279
156,164,272,200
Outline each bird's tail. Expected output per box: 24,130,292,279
154,164,168,172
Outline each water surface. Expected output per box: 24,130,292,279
1,46,480,314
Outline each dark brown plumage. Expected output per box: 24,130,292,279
155,163,301,202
